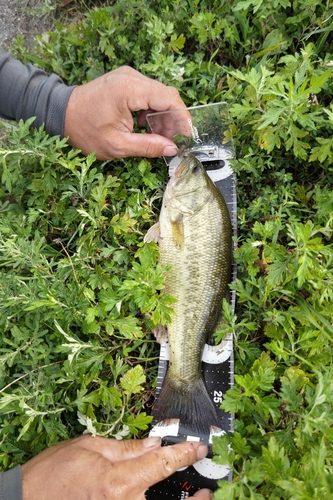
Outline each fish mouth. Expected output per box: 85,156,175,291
174,154,201,179
174,161,189,179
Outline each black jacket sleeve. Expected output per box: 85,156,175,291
0,48,76,137
0,466,22,500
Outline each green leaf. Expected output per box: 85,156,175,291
120,365,146,396
105,316,143,339
280,367,309,411
124,412,152,434
308,69,332,94
221,387,248,413
261,437,290,479
309,137,333,164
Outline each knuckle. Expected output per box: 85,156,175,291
157,447,188,479
99,137,123,160
167,85,181,99
120,439,138,454
75,433,93,444
144,141,160,158
119,65,135,74
105,145,123,160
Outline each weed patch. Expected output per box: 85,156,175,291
2,0,333,496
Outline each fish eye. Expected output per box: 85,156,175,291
192,165,200,174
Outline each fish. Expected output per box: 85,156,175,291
144,154,232,435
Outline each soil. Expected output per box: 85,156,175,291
0,0,56,51
0,0,56,140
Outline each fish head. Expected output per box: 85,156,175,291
166,154,213,214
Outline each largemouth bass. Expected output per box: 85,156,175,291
145,154,232,435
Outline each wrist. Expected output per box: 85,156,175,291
0,465,23,500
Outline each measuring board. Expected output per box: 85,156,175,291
145,103,236,499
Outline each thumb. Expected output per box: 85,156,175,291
192,488,214,499
77,435,162,462
99,436,163,462
122,132,178,158
121,441,208,492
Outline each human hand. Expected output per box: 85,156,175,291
64,66,188,160
21,434,213,500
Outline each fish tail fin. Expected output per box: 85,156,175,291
152,374,218,435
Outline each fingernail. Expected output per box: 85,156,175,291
143,436,161,448
163,145,178,157
196,444,208,461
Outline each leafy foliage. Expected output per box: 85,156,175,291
2,0,333,497
0,118,173,467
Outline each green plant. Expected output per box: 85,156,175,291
0,118,173,467
2,0,333,497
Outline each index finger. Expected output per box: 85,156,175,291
116,66,185,113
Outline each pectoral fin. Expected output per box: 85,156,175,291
152,325,168,344
144,222,160,243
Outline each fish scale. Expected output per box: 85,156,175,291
163,210,228,382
